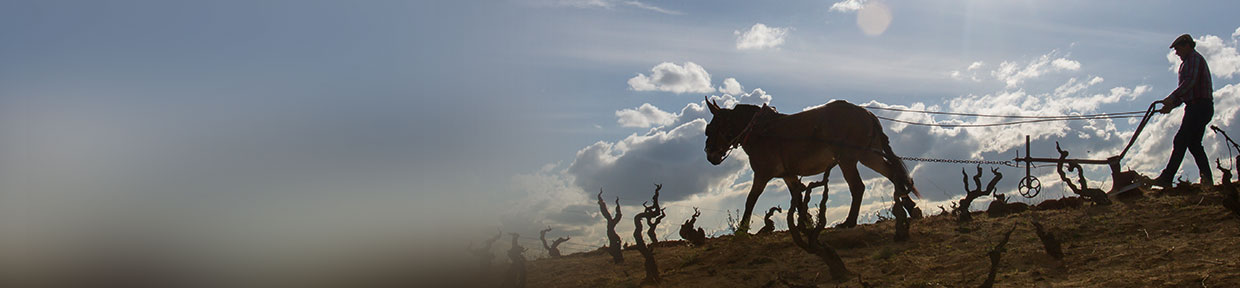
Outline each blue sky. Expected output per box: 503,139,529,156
3,0,1240,270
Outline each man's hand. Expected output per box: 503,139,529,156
1157,100,1174,114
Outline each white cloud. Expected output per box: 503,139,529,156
622,1,682,15
967,61,984,71
1051,58,1081,71
950,61,985,82
710,88,773,109
615,103,676,128
829,0,866,12
1053,76,1104,98
735,23,791,51
567,118,746,203
1233,27,1240,41
503,87,785,251
871,79,1165,204
991,51,1081,88
543,0,681,15
628,62,716,94
866,48,1196,214
1167,32,1240,79
575,88,775,203
718,78,744,95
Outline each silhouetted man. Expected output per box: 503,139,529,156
1152,34,1214,188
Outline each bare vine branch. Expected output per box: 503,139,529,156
597,189,624,264
679,207,706,246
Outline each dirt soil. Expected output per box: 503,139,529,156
523,185,1240,287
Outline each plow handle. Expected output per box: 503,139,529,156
1116,102,1160,162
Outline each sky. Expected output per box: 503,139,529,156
3,0,1240,279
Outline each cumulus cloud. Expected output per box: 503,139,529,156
991,51,1081,88
735,23,790,50
710,87,773,109
615,103,676,128
1166,31,1240,79
502,88,783,252
628,62,716,94
856,49,1183,216
572,88,775,203
828,0,866,12
717,78,744,95
869,81,1163,208
567,119,744,203
501,164,602,254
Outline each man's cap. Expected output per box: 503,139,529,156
1170,34,1195,48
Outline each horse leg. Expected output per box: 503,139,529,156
739,174,774,235
782,176,808,196
900,195,923,219
892,195,910,242
837,160,865,228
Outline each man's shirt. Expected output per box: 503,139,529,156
1172,50,1213,104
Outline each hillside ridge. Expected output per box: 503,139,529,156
521,185,1240,287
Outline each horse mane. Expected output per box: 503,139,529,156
731,104,782,117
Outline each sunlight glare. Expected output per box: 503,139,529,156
857,1,892,36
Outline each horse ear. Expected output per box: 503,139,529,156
705,96,720,114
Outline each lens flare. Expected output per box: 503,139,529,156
857,1,892,36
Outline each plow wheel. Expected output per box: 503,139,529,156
1018,175,1041,198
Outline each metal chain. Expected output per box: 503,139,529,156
896,156,1020,168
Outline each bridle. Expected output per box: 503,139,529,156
706,104,772,162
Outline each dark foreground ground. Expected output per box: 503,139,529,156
521,185,1240,287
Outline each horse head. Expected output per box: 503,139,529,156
703,97,735,165
703,97,764,165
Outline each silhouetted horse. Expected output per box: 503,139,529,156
703,98,921,239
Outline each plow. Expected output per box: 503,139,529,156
875,102,1166,199
1010,103,1157,198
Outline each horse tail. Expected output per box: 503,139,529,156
870,114,921,199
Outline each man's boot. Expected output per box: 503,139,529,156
1151,174,1174,189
